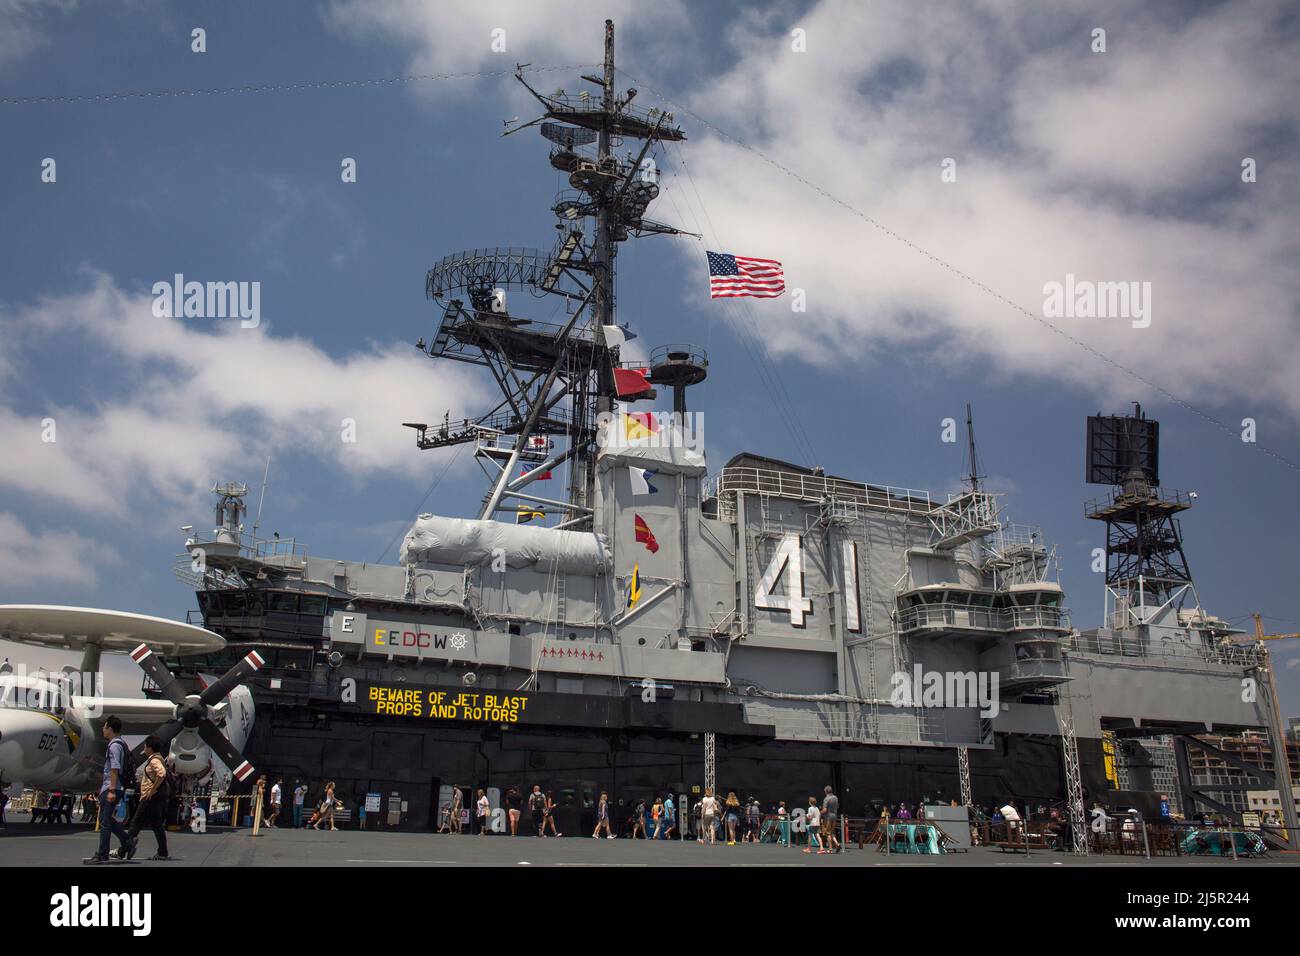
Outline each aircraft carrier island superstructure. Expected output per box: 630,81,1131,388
163,22,1295,840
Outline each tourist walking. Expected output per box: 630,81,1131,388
592,791,613,839
700,789,718,845
724,791,741,845
476,789,490,835
823,785,841,852
744,798,760,843
449,786,464,834
314,782,337,831
529,785,547,836
292,781,307,828
266,777,283,828
505,786,522,835
543,791,562,837
803,796,824,853
121,735,171,861
83,715,131,864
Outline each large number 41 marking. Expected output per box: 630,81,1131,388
754,534,812,627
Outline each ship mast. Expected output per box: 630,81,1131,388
405,20,694,528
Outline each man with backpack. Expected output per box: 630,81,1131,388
121,735,171,860
84,715,132,864
528,785,547,836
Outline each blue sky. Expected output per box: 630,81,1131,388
2,0,1299,715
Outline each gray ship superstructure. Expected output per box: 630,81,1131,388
167,22,1296,841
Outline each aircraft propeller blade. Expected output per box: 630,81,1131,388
197,719,256,787
129,643,188,705
199,650,265,707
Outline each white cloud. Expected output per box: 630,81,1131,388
325,0,670,71
0,273,487,516
1011,6,1300,195
0,0,76,69
320,0,1300,432
655,0,1300,424
0,511,118,587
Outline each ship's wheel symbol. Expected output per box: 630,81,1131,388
450,633,468,649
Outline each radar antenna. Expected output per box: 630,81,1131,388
1084,404,1199,626
407,20,703,526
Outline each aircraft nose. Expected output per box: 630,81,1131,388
0,709,64,770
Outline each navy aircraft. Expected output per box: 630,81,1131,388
0,605,260,797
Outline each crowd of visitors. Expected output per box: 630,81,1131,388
424,782,849,849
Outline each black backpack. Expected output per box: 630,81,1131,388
157,763,181,803
112,739,137,794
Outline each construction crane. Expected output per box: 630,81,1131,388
1234,614,1300,847
1251,613,1300,644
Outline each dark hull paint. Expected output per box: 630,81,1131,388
245,707,1094,835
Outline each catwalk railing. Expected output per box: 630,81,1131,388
705,467,934,516
897,603,1071,634
1066,632,1266,667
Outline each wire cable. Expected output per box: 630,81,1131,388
619,67,1300,476
375,442,466,563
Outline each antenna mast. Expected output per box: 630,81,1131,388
252,454,271,539
964,402,984,492
406,20,693,529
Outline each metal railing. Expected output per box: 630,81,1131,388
185,529,307,562
1066,632,1265,667
897,603,1071,634
1084,486,1191,517
999,658,1070,686
989,523,1046,553
649,343,708,367
705,467,934,515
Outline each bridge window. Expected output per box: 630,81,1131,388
267,592,299,613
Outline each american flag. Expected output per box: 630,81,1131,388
707,250,785,298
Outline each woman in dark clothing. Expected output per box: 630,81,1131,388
543,791,562,837
505,786,523,835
